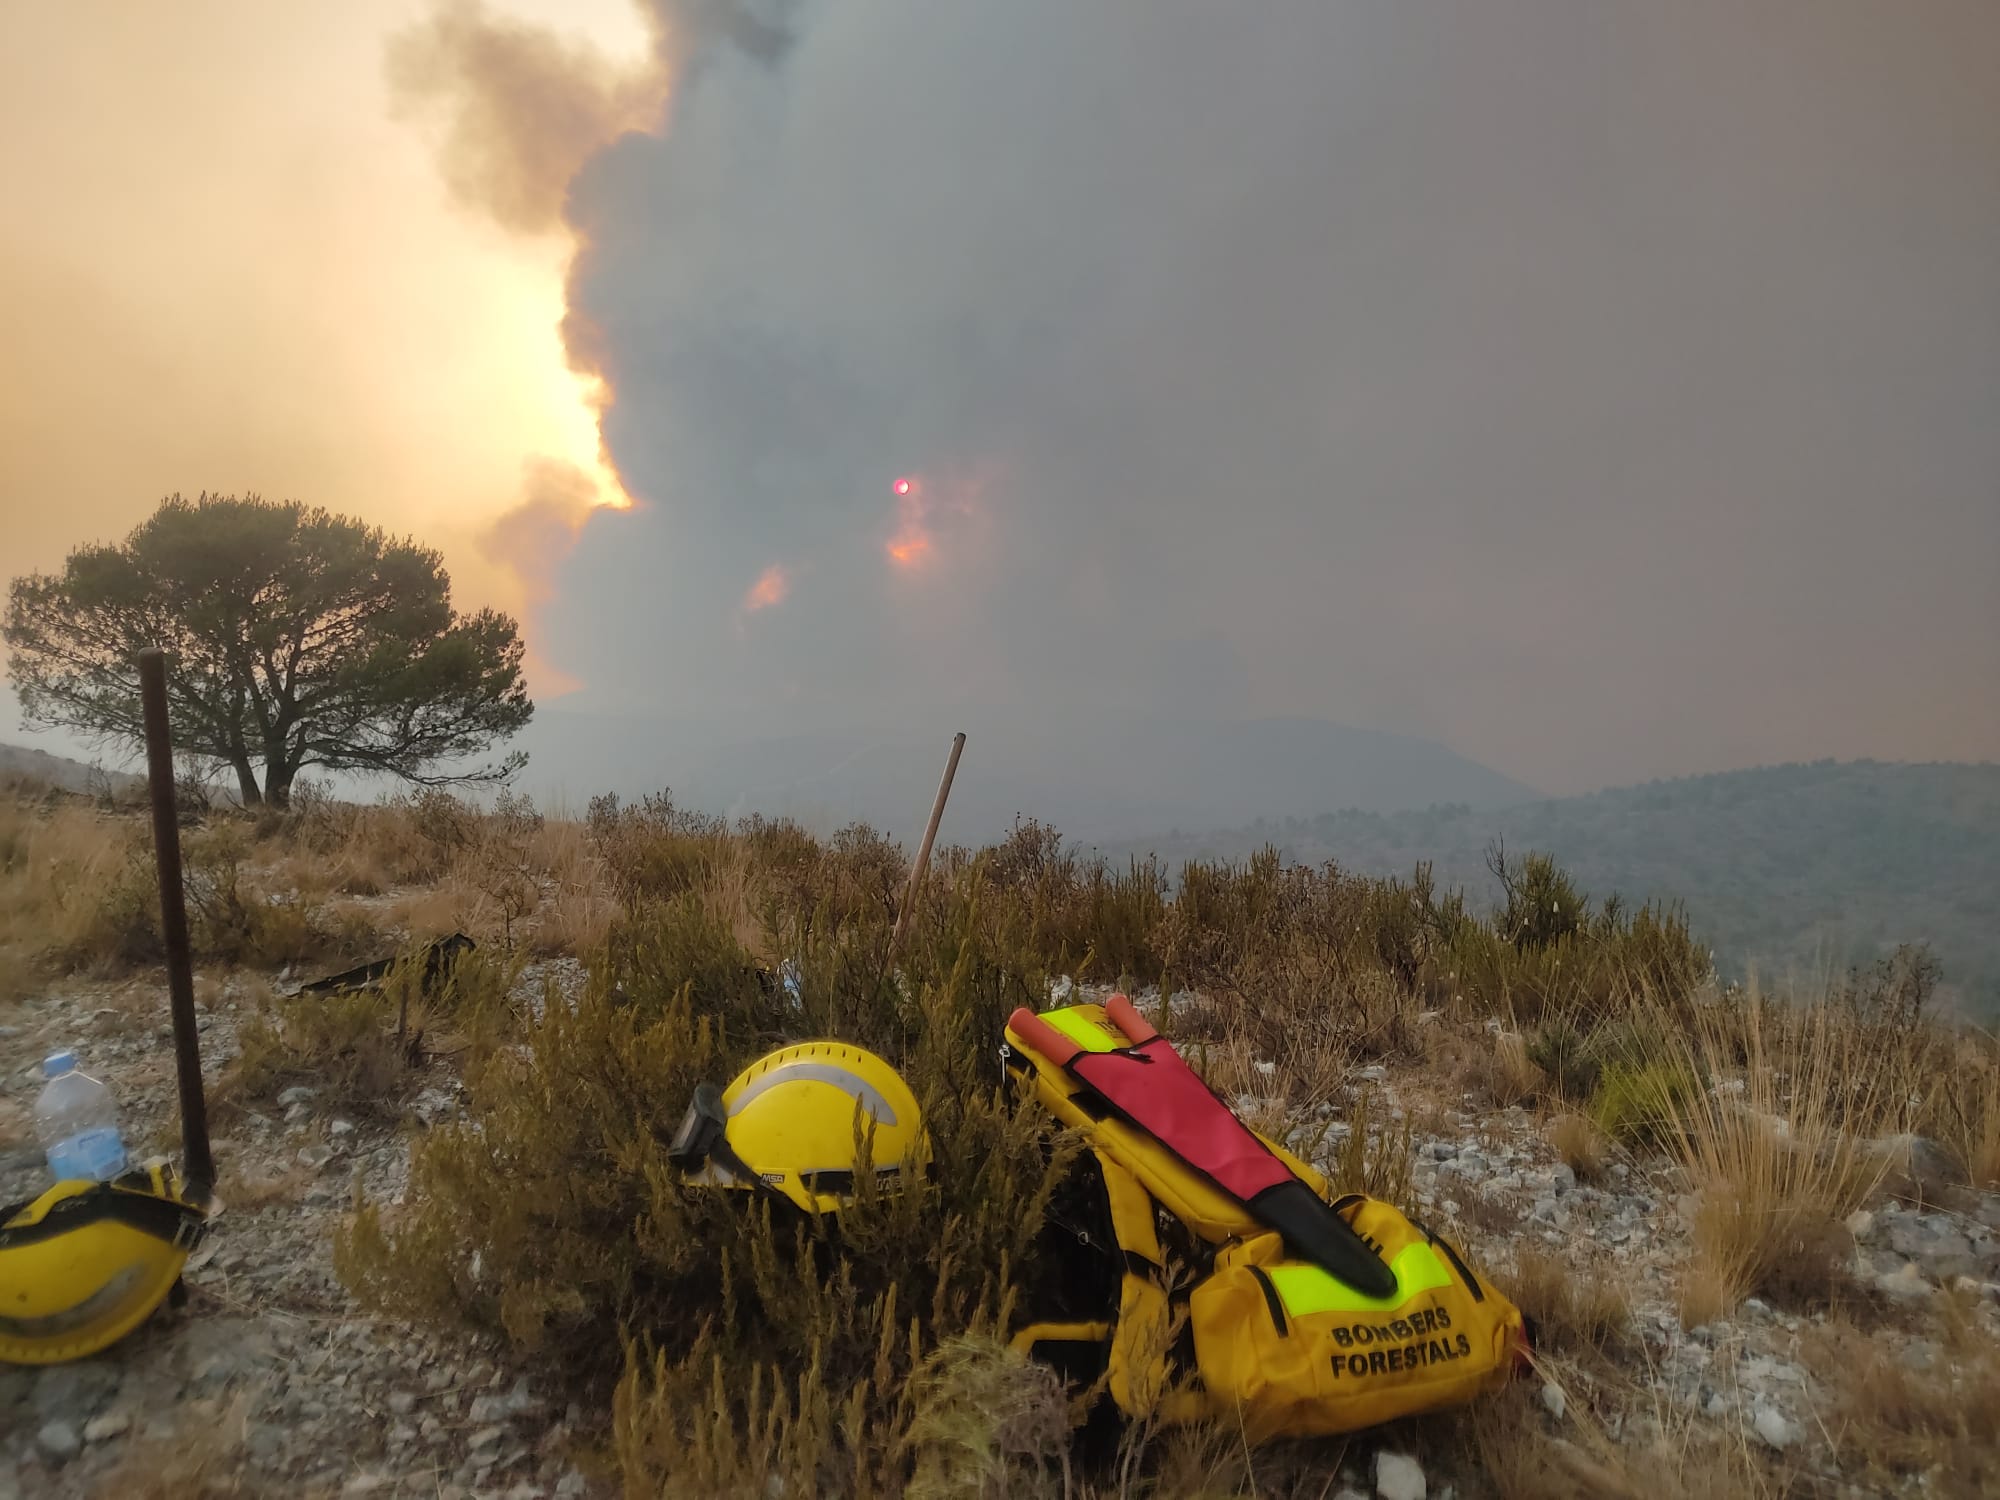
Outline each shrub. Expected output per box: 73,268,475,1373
1590,1060,1701,1150
1527,1015,1599,1101
227,988,423,1117
335,872,1078,1494
224,947,510,1116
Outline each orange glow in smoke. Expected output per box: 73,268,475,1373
886,475,933,568
742,562,791,612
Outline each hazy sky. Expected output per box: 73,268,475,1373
4,2,1996,794
0,0,649,694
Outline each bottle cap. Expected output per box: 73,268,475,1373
43,1050,78,1079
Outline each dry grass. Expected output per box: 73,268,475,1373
1433,1023,1545,1108
1548,1112,1609,1182
1325,1087,1414,1203
225,986,428,1118
225,1160,315,1209
386,871,491,942
1654,995,1894,1321
1465,1374,1792,1500
0,796,154,968
1927,1035,2000,1190
1502,1246,1630,1357
1803,1289,2000,1497
1486,1030,1545,1106
97,1394,255,1498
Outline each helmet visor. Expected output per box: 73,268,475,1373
666,1083,729,1172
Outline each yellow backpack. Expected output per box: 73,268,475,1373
1004,998,1529,1439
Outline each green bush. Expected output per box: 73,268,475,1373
1527,1015,1599,1101
1591,1060,1703,1149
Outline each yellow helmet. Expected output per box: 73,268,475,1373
0,1160,208,1365
668,1042,927,1214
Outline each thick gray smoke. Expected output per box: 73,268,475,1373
452,1,2000,792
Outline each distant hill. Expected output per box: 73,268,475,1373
513,709,1538,846
1107,761,2000,1018
0,741,142,797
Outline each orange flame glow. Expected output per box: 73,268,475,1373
887,476,934,568
742,563,792,612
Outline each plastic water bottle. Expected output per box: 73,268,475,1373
35,1050,129,1183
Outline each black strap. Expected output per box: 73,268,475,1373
706,1133,801,1213
0,1183,206,1254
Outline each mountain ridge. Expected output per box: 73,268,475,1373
1104,758,2000,1016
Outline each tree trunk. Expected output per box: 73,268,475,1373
263,759,296,810
232,757,263,808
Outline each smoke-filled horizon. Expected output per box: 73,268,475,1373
478,0,1998,794
5,2,1997,802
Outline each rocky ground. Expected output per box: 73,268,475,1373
1,966,604,1500
4,974,1998,1499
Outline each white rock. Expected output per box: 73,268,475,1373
330,1118,356,1138
1357,1065,1388,1083
1374,1450,1427,1500
1751,1405,1795,1450
83,1412,130,1443
277,1085,316,1107
1844,1208,1874,1239
37,1420,82,1462
1550,1164,1576,1194
1540,1382,1567,1420
342,1473,392,1496
1876,1262,1934,1302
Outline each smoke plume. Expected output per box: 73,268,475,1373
417,0,2000,787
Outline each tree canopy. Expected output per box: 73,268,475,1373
5,493,533,807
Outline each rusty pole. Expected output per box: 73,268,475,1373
890,732,966,960
138,647,214,1199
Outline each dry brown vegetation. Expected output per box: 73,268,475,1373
1502,1246,1631,1358
1547,1112,1608,1182
5,776,1997,1496
1803,1288,2000,1498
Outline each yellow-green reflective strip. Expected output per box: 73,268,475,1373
1265,1243,1453,1316
1041,1007,1126,1053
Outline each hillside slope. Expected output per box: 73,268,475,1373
0,740,142,796
1110,760,2000,1016
513,709,1538,845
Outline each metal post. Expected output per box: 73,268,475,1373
890,732,966,959
138,647,214,1199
